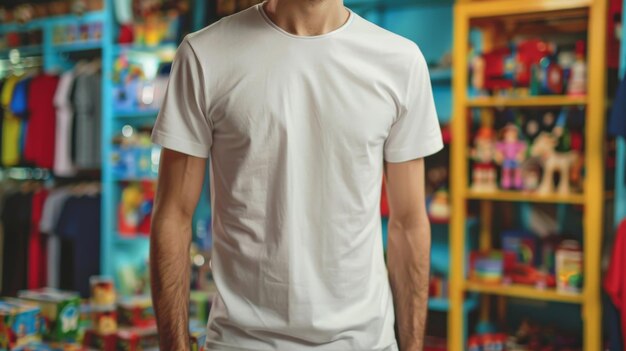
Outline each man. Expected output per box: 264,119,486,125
149,0,443,350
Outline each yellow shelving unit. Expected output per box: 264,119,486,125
449,0,607,350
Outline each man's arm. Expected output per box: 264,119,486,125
150,148,207,351
384,158,431,351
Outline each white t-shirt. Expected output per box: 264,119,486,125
151,3,443,351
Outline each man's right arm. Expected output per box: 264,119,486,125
150,148,207,351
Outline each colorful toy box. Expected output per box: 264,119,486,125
116,325,158,351
13,341,84,351
82,329,115,351
117,296,155,328
0,298,41,350
556,240,583,294
18,289,81,342
90,277,116,308
189,291,213,323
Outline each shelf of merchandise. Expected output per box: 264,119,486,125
429,296,479,312
449,0,607,350
0,45,43,59
467,95,587,107
466,190,585,204
50,41,102,53
464,281,583,304
100,0,208,282
115,234,150,243
616,0,626,227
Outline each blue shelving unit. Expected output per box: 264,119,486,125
615,0,626,226
100,0,209,290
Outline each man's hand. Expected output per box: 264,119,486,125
384,158,431,351
150,148,207,351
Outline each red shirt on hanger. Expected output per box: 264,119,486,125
604,219,626,347
25,74,59,169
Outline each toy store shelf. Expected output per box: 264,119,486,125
466,190,585,204
465,281,583,303
115,233,150,243
114,109,160,119
0,45,43,59
464,281,583,304
51,41,102,53
113,43,178,56
429,68,452,83
428,295,479,312
0,11,105,34
430,217,478,228
466,95,587,108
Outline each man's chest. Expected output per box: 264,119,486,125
207,59,400,150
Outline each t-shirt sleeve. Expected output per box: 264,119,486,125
383,45,443,163
151,38,212,158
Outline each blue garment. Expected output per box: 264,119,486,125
55,195,101,297
10,77,31,119
610,78,626,139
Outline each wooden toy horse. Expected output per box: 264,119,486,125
530,132,578,194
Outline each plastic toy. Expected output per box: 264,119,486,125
556,240,583,294
0,299,41,349
495,124,527,190
17,288,81,342
117,296,155,328
470,251,504,284
116,325,159,351
470,126,498,191
567,41,587,96
82,329,116,351
90,276,116,308
428,188,450,221
530,132,578,194
516,39,552,87
93,308,117,335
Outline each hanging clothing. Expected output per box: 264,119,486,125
27,189,48,289
39,187,72,289
605,219,626,348
72,72,102,169
53,71,77,177
55,194,101,297
10,77,31,164
1,76,22,166
610,78,626,140
1,191,33,296
24,74,59,169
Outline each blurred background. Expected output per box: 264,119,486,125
0,0,624,350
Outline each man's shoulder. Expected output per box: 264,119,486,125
185,5,259,49
349,12,422,61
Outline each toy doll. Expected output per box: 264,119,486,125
471,126,498,191
495,124,527,190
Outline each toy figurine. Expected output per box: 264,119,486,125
471,126,498,191
428,188,450,221
495,124,527,190
530,132,578,194
567,41,587,96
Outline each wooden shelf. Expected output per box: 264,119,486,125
466,95,587,107
466,190,585,204
428,296,479,312
51,41,102,53
464,281,583,304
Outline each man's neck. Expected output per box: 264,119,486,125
263,0,349,37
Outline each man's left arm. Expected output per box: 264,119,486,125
384,158,431,351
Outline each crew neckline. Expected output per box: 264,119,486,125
256,1,354,40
